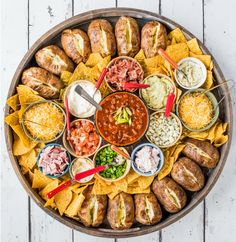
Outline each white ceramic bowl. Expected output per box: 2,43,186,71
174,57,207,90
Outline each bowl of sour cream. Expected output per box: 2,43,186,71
174,57,207,90
64,80,102,118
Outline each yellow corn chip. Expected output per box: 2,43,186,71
189,52,212,70
61,71,72,84
4,111,19,126
126,170,140,184
202,71,213,89
18,149,37,170
138,176,155,190
55,188,73,216
39,180,59,200
168,28,187,43
158,156,175,180
11,124,33,147
86,53,104,67
187,38,203,55
6,94,19,111
44,198,56,208
166,43,189,63
17,85,44,105
134,49,146,63
13,133,37,156
32,169,53,189
214,135,228,147
65,193,85,217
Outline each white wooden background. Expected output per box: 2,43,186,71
1,0,236,241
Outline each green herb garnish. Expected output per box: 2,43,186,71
114,107,132,125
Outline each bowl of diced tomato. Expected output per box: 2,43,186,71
63,119,102,158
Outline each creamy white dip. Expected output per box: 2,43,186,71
67,80,101,118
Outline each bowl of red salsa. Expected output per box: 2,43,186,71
95,91,149,146
105,56,144,92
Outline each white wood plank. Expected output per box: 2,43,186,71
74,0,117,14
117,0,159,12
117,1,160,241
161,0,203,41
0,0,29,242
29,1,73,241
161,1,204,242
29,0,73,45
204,1,236,242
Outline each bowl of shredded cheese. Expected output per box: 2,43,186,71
176,89,219,132
22,100,66,142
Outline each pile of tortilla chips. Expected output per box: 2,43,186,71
4,28,229,219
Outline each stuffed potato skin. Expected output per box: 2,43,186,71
107,192,134,230
141,21,167,58
134,192,162,225
78,185,107,227
22,67,64,99
61,28,91,64
35,45,74,75
115,16,140,57
171,157,205,191
182,138,220,168
152,177,187,213
88,19,116,57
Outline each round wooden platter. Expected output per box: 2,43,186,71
4,8,233,238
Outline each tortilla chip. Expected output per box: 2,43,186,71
55,188,73,216
108,190,121,199
28,169,34,182
134,49,146,65
17,85,44,105
73,185,90,194
32,169,53,189
86,53,104,67
126,170,140,184
6,94,19,111
97,55,111,72
170,144,186,161
11,124,33,147
92,179,113,195
202,71,213,89
187,38,203,55
18,149,37,170
126,186,150,194
13,133,37,156
144,55,163,69
44,198,56,208
158,155,175,180
4,111,19,126
189,52,212,70
138,176,155,190
168,28,187,43
166,43,189,63
61,71,72,84
214,135,228,147
65,193,85,217
39,180,59,200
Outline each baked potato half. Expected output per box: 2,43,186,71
22,67,64,99
61,28,91,64
152,177,187,213
115,16,140,57
134,192,162,225
35,45,74,75
88,19,116,57
141,21,167,58
171,157,205,191
107,192,134,230
182,138,220,168
78,185,107,227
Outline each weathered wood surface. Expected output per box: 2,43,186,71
1,0,236,241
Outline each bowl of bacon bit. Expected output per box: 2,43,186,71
105,56,144,92
63,119,102,158
37,143,71,178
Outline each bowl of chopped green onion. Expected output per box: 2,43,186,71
93,144,131,182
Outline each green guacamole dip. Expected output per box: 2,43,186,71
141,75,174,110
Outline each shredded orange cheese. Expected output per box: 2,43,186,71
24,102,65,141
179,92,213,129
